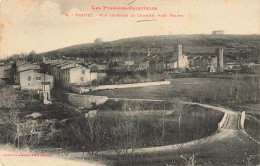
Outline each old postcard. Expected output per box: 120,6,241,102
0,0,259,165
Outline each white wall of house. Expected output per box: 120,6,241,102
90,72,98,81
177,55,188,68
70,67,90,84
57,63,75,82
124,61,135,66
61,66,92,85
19,70,54,90
173,61,178,68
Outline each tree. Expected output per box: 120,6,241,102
111,115,140,157
0,87,21,108
0,87,24,147
71,117,109,155
170,99,184,140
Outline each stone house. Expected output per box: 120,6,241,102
0,64,11,79
61,66,97,85
188,56,217,72
19,69,54,90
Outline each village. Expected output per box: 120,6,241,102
0,0,259,164
0,41,259,166
0,45,217,93
0,42,258,105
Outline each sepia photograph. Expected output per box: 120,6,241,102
0,0,259,165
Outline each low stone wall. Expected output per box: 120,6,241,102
90,80,171,91
64,84,90,94
218,111,228,130
240,111,245,129
66,93,109,109
65,80,170,94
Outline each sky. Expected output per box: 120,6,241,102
0,0,259,59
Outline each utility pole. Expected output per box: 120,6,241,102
44,72,46,100
90,71,91,85
17,122,20,149
82,146,85,163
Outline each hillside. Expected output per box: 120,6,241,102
39,34,260,63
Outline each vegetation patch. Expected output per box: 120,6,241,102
36,104,224,155
244,116,260,141
89,76,260,107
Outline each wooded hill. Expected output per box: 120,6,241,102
39,34,260,63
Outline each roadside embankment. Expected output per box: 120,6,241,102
66,93,109,109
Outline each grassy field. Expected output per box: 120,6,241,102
88,78,229,100
88,76,260,147
88,76,259,106
244,118,260,141
97,104,224,148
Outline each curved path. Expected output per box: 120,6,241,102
94,101,257,156
97,102,240,155
182,102,240,130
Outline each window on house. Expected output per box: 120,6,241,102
81,70,85,74
36,77,41,80
28,76,31,81
81,77,84,81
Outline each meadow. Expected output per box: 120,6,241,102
88,76,259,107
